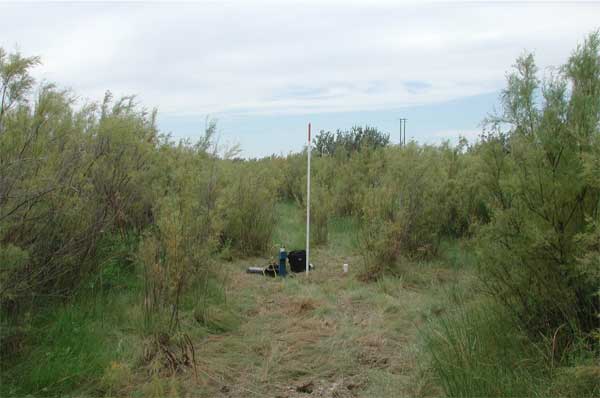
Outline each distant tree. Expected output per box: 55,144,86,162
313,125,390,156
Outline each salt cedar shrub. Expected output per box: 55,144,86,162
474,32,600,345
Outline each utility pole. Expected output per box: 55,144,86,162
399,118,402,145
398,118,407,146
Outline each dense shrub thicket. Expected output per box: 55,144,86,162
296,34,599,346
475,34,600,346
1,31,598,397
421,33,600,397
278,136,488,271
0,49,276,333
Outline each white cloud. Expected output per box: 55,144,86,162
1,1,598,116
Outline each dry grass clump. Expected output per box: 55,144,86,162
282,296,321,316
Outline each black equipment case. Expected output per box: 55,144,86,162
288,250,307,273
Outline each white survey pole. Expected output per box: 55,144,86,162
306,123,311,275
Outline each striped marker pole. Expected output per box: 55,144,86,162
306,123,311,275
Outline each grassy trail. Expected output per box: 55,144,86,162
172,250,441,397
157,203,461,398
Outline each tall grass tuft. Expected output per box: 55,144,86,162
0,291,142,397
423,301,549,397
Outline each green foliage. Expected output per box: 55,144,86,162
0,47,248,395
307,182,330,246
219,160,278,255
422,32,600,398
89,233,138,292
328,216,359,255
272,201,305,250
0,244,29,301
313,125,390,156
136,132,224,334
138,197,213,334
0,48,41,131
278,152,305,202
0,75,158,308
549,364,600,398
439,239,477,270
270,128,488,278
0,289,142,397
357,144,484,278
476,32,600,343
424,301,549,397
294,156,332,247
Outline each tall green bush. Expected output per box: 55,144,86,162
476,32,600,345
0,60,157,309
219,161,277,255
358,145,462,277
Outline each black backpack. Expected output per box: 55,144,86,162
287,250,307,273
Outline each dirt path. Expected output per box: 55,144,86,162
178,249,446,397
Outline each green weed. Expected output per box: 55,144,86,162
1,292,142,397
423,300,549,397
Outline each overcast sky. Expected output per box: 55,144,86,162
1,1,599,157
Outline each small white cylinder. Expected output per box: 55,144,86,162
343,263,348,273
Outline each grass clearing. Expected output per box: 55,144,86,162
162,252,442,397
126,210,465,397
